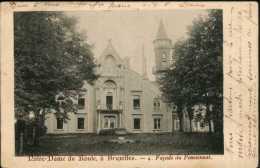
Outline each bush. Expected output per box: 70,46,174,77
99,129,115,135
99,128,129,135
114,128,128,135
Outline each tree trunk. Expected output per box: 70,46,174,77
213,115,222,134
32,126,36,145
189,118,192,133
206,105,212,133
171,113,174,134
177,111,183,132
19,133,24,154
213,105,223,134
187,106,193,133
209,119,212,133
179,118,183,132
33,109,44,146
33,118,41,146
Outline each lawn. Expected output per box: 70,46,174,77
19,132,223,155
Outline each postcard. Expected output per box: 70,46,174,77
0,2,258,168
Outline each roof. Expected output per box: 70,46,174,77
98,39,123,64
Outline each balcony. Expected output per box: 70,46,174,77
106,104,113,110
97,104,123,113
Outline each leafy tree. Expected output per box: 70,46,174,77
160,10,223,133
160,69,185,131
187,10,223,133
14,12,97,145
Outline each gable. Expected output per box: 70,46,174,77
98,40,123,66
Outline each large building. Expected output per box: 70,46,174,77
45,21,212,134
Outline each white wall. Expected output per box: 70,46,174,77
45,44,173,134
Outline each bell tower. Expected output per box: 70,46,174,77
153,20,172,81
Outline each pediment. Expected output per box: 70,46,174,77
98,40,123,66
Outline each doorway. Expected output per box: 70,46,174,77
103,116,117,129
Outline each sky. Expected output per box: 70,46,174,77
65,10,207,81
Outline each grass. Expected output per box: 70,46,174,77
19,132,223,155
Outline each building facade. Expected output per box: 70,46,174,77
45,21,213,134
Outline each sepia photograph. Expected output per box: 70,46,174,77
1,2,259,168
14,9,224,156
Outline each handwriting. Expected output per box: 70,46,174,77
247,41,253,80
225,4,257,160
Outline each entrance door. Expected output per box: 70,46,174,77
103,116,117,129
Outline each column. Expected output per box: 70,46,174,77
98,111,101,132
118,113,121,128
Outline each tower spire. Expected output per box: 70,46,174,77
156,19,168,40
142,44,148,80
153,19,172,82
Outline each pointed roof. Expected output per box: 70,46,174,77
156,20,169,39
103,39,119,57
99,39,122,63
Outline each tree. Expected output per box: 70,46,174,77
14,12,97,145
187,10,223,133
160,65,183,131
159,10,223,133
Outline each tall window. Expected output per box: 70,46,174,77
133,95,140,109
154,118,161,130
78,97,85,109
57,118,63,129
153,99,160,112
106,95,113,110
104,81,116,110
77,118,85,129
133,118,141,129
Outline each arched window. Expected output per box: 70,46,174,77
104,80,116,89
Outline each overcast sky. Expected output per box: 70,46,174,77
65,10,207,80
